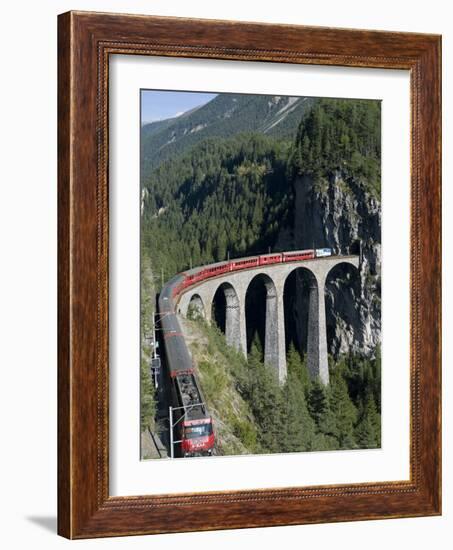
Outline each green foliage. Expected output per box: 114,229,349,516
280,370,316,452
142,133,293,286
289,98,381,196
243,343,284,452
286,343,310,391
140,251,157,434
334,350,382,416
311,433,340,451
328,372,358,449
231,417,258,450
191,320,260,455
355,394,381,448
186,302,204,321
307,379,330,429
186,315,381,455
198,359,229,397
140,358,156,433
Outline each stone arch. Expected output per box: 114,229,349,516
212,282,242,352
325,261,362,357
245,273,277,352
283,267,317,354
245,273,286,381
325,259,360,283
283,266,328,385
187,293,206,320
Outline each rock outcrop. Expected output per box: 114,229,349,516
292,172,381,357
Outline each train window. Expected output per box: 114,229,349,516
184,423,213,438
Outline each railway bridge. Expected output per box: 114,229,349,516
176,254,359,385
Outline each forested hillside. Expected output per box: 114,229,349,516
186,317,381,454
142,133,293,282
141,93,314,177
289,98,381,196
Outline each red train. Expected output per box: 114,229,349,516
162,248,333,455
170,371,215,457
171,249,332,299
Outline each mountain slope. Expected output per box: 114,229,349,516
141,97,382,358
141,93,314,177
141,133,293,282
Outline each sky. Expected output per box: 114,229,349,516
141,90,217,125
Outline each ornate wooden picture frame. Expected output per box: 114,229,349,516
58,11,441,539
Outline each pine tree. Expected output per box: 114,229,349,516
247,342,284,453
355,394,380,448
286,343,310,391
308,378,328,427
329,373,358,449
281,371,315,452
191,239,201,266
216,230,227,261
307,378,338,443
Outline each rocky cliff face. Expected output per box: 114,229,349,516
292,172,381,358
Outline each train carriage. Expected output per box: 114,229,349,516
229,256,259,271
282,249,315,262
258,253,283,265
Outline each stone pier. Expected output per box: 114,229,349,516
224,284,242,353
306,279,329,385
262,279,287,383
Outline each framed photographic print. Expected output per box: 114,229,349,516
58,11,441,538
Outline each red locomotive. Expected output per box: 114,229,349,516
170,368,215,457
180,417,214,457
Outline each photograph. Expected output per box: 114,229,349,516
139,90,382,460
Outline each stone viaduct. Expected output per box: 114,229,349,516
176,255,359,385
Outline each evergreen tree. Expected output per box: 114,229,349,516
307,378,338,440
281,371,315,452
216,229,228,261
307,378,329,427
329,372,358,449
310,432,340,451
286,343,310,392
355,393,381,448
247,343,284,453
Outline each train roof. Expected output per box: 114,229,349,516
283,249,316,254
